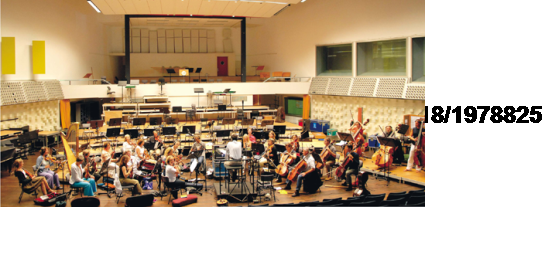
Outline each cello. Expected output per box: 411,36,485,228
412,119,425,169
335,143,355,178
275,151,295,176
287,158,306,182
371,125,395,169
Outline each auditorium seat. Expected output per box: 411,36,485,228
406,195,425,206
380,197,407,207
259,72,270,80
362,194,385,205
386,191,410,202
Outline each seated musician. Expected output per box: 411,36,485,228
118,155,142,196
135,139,145,162
292,147,317,197
124,150,139,179
122,134,135,154
226,134,242,181
259,138,279,173
190,135,206,175
280,142,297,185
322,138,337,178
148,130,163,149
247,128,256,143
350,122,365,156
13,159,57,196
165,156,203,199
70,155,97,197
36,147,61,190
379,126,405,165
268,131,277,142
94,142,116,183
82,149,98,180
340,143,360,191
380,126,396,138
242,134,252,150
173,142,181,156
406,119,425,172
291,134,300,155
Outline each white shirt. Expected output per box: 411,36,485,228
123,142,133,154
135,146,144,161
70,162,84,185
226,140,242,160
166,164,178,183
302,153,316,172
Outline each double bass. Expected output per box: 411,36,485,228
412,119,425,169
371,125,395,169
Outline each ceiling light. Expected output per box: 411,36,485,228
87,0,101,13
190,14,193,16
301,0,306,2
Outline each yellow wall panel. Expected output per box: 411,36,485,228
2,37,16,74
32,40,46,74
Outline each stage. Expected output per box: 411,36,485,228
214,181,258,203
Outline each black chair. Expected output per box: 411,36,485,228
272,203,294,207
249,204,269,207
341,197,362,206
320,198,343,206
380,197,407,207
116,185,136,204
328,203,344,207
258,173,276,202
186,109,197,122
386,191,410,202
18,186,38,203
71,197,100,207
297,201,320,207
408,189,425,196
161,176,182,204
349,200,379,207
406,195,425,206
97,161,116,198
362,194,385,205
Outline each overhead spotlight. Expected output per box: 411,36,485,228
301,0,306,2
87,0,101,13
190,14,193,16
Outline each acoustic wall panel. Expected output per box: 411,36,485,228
132,37,141,53
326,78,351,96
183,29,191,38
191,38,199,53
1,37,16,74
41,80,64,100
405,84,426,100
350,78,376,97
207,30,215,39
157,29,166,53
166,37,175,53
174,30,182,38
140,29,149,37
166,29,174,38
309,77,329,95
223,39,233,53
1,82,26,105
183,38,191,53
207,39,216,53
175,37,183,53
376,78,407,98
22,81,47,102
32,41,46,74
149,31,158,53
199,38,208,53
199,29,207,38
191,30,199,38
132,29,140,37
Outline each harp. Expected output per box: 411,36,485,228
60,123,87,179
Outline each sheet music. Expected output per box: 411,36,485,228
190,159,198,172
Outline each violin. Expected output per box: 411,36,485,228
287,158,306,182
24,169,34,179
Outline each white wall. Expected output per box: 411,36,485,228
130,53,236,77
243,0,425,77
1,0,109,81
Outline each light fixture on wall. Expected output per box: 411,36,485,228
87,1,101,13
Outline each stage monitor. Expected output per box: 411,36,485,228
218,105,227,111
124,129,139,139
149,117,162,126
173,106,183,113
162,127,176,136
106,127,121,138
182,125,196,135
132,118,146,126
108,118,122,127
273,125,286,135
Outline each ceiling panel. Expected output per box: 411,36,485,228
174,0,189,14
133,0,150,14
187,0,203,15
210,2,228,16
146,0,163,14
198,1,216,15
160,0,176,14
243,3,263,16
93,0,115,14
262,4,286,17
253,3,277,17
106,0,126,13
130,17,241,28
233,2,252,17
118,0,138,14
220,1,240,16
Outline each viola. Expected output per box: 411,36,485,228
287,158,306,182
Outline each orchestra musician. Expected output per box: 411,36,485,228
118,155,142,196
242,134,252,150
173,141,181,156
82,149,97,179
292,147,317,197
225,134,242,181
36,147,61,190
268,131,277,142
280,142,297,185
70,155,97,197
291,134,300,155
93,142,116,183
247,127,256,143
189,134,206,175
259,138,279,173
379,125,405,165
321,138,337,178
340,143,360,191
148,130,163,149
406,119,425,172
165,156,203,199
13,159,57,196
135,139,145,162
350,122,365,156
122,134,135,154
380,126,396,138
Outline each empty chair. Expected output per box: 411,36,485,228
349,200,379,207
319,199,342,206
386,191,410,201
362,194,385,205
406,195,425,206
209,79,214,83
142,80,148,84
249,204,269,207
380,197,407,207
260,72,270,80
150,80,156,84
272,203,294,207
282,72,291,81
217,79,222,82
409,189,425,196
298,201,320,207
341,197,362,206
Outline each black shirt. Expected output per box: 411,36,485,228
412,127,425,139
268,146,279,166
347,152,360,170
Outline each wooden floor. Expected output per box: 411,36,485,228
0,150,423,207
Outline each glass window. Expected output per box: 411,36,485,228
285,98,303,116
357,39,406,76
412,37,425,82
316,44,353,76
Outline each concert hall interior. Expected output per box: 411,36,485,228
1,0,425,207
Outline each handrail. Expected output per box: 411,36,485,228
263,77,311,83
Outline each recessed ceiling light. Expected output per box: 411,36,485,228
87,0,101,13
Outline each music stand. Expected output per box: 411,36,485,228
150,117,162,127
218,104,227,111
106,127,121,142
223,88,234,106
300,130,310,140
337,132,354,142
251,142,265,155
109,118,122,127
132,118,146,129
144,128,155,137
124,129,139,139
376,136,399,186
273,125,286,135
194,88,204,108
166,69,176,83
261,119,274,127
195,68,202,82
182,125,196,135
241,118,254,127
397,124,409,135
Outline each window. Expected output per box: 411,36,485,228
285,98,303,116
357,39,406,76
316,44,353,76
412,37,425,82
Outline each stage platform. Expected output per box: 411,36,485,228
361,160,425,186
214,181,258,203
